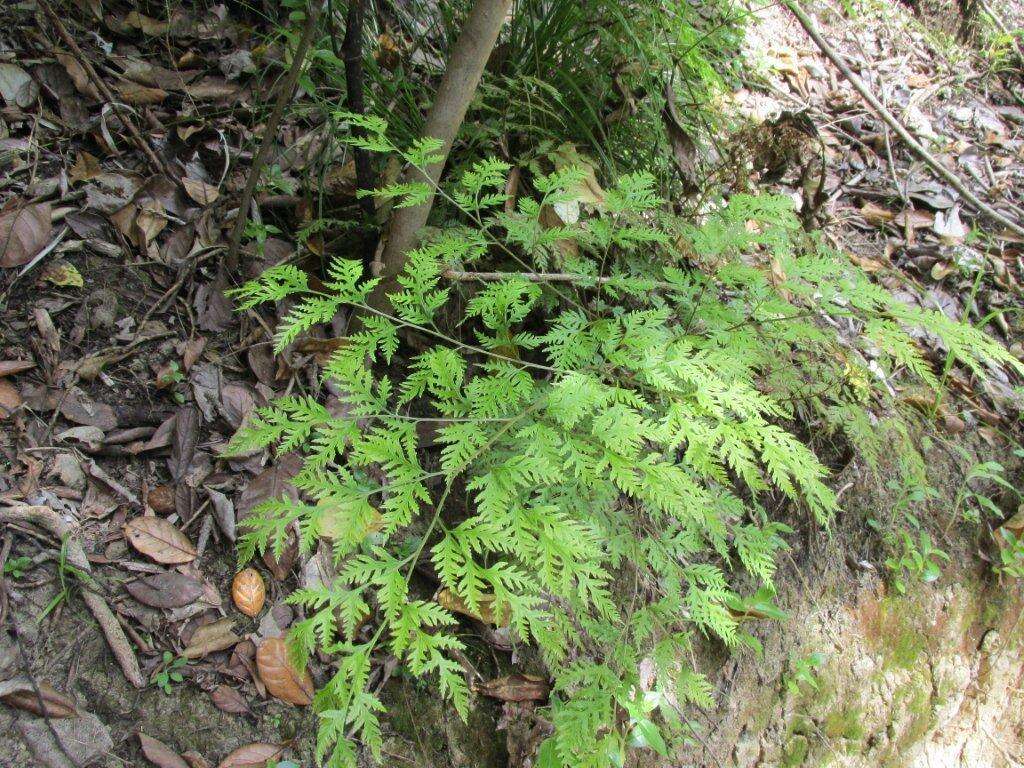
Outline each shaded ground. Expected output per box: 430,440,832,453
0,1,1023,767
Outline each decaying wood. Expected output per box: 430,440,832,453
368,0,513,311
0,505,146,688
785,0,1024,240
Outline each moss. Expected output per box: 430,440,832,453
781,735,809,768
822,704,865,743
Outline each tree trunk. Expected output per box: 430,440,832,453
367,0,512,312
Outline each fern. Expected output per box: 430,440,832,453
225,121,1018,768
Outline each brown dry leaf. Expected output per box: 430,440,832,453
148,484,176,515
181,177,220,206
232,568,266,618
216,743,284,768
182,752,211,768
127,572,205,609
69,151,102,185
256,637,313,706
0,379,22,419
859,201,895,227
124,517,197,564
0,202,52,268
0,678,78,718
125,10,170,35
40,260,84,288
115,80,167,105
436,588,506,626
182,617,240,659
0,360,34,377
474,673,550,702
55,53,99,99
139,733,189,768
210,685,251,715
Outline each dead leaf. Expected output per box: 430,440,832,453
206,487,236,542
210,685,251,715
58,388,117,430
115,80,167,105
170,406,200,484
182,617,240,659
40,260,84,288
933,205,968,245
127,572,205,609
69,152,102,185
0,678,78,718
0,62,39,108
125,10,170,35
139,733,189,768
0,202,52,268
148,484,176,515
182,178,220,206
859,201,895,227
474,673,550,702
232,568,266,618
124,517,197,564
436,588,506,626
256,637,313,706
0,379,22,419
216,743,284,768
0,360,34,377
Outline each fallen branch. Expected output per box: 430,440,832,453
0,505,145,689
38,0,171,179
340,0,376,223
978,0,1024,72
784,0,1024,239
368,0,513,311
225,1,321,271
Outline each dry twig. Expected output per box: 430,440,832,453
785,0,1024,239
0,505,145,688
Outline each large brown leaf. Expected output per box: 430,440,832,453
0,202,51,268
256,637,313,706
127,572,205,608
124,517,197,564
474,673,550,702
139,733,189,768
216,743,284,768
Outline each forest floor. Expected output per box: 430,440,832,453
0,1,1023,767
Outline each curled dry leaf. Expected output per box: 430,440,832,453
182,177,220,206
231,568,265,617
216,743,284,768
255,637,313,706
0,201,52,268
436,587,507,626
124,517,197,564
0,677,78,718
127,572,205,609
182,617,240,659
138,732,189,768
210,684,251,715
474,673,550,702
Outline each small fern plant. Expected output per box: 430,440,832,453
225,114,1020,768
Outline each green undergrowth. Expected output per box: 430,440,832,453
223,109,1022,768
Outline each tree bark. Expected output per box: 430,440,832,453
367,0,512,312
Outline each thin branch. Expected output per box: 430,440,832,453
784,0,1024,239
341,0,376,222
225,2,321,271
37,0,171,178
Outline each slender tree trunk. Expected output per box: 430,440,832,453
367,0,512,312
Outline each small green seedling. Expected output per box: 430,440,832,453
3,556,33,579
786,651,826,696
152,651,187,694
